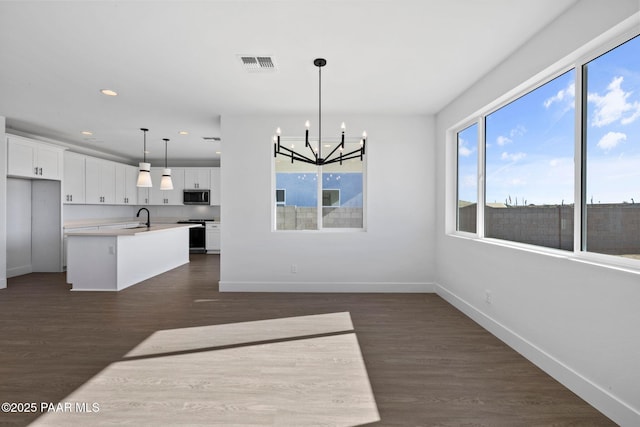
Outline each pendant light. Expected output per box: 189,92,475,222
160,138,173,190
137,128,152,187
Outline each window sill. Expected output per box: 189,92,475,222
273,228,367,233
447,232,640,276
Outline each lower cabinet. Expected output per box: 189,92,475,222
205,222,221,253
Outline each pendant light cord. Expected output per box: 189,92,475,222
140,128,148,162
318,64,322,161
164,139,169,168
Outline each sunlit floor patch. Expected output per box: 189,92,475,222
32,313,379,426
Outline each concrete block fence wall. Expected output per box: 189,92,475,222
458,203,640,255
276,206,363,230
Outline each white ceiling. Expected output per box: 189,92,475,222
0,0,577,165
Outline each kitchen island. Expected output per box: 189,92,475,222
65,224,192,291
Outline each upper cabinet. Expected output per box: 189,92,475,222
139,168,185,205
7,135,64,180
115,163,138,205
184,168,210,189
85,157,116,204
164,168,185,205
63,151,86,204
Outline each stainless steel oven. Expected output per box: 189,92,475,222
177,220,206,253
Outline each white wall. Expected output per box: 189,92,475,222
220,114,435,292
435,1,640,425
6,179,32,277
0,116,6,288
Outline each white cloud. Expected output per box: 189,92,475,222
544,82,575,109
496,135,512,146
458,145,472,157
496,125,526,147
597,131,627,152
549,158,560,167
509,125,526,138
458,138,473,157
462,174,477,188
588,76,640,127
621,106,640,125
501,152,526,162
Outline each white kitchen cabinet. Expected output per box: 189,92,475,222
184,168,211,189
115,163,138,205
7,135,63,180
85,157,116,204
140,168,185,205
210,167,220,205
137,169,163,205
63,151,85,204
205,222,220,253
137,186,150,205
149,168,165,205
163,168,185,205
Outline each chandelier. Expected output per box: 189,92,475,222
273,58,367,165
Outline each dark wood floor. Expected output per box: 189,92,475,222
0,255,614,426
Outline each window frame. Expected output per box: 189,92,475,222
272,138,368,233
448,23,640,272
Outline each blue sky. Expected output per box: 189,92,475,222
458,34,640,206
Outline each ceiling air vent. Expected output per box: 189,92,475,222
203,137,221,141
238,55,277,73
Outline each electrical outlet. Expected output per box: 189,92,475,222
485,290,492,304
291,264,298,273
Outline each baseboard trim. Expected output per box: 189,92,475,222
434,282,640,426
7,265,32,278
219,281,434,293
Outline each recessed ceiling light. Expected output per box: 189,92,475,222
215,151,221,155
81,131,93,136
178,131,189,135
100,89,118,96
144,150,150,154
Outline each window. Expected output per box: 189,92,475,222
484,70,575,250
322,189,340,207
275,159,318,230
583,35,640,259
275,138,365,230
457,123,478,233
453,30,640,265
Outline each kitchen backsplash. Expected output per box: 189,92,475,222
64,204,220,221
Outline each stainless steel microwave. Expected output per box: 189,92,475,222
183,189,210,205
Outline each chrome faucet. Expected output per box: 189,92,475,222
136,208,151,228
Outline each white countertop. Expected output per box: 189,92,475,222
64,217,188,229
65,223,195,237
